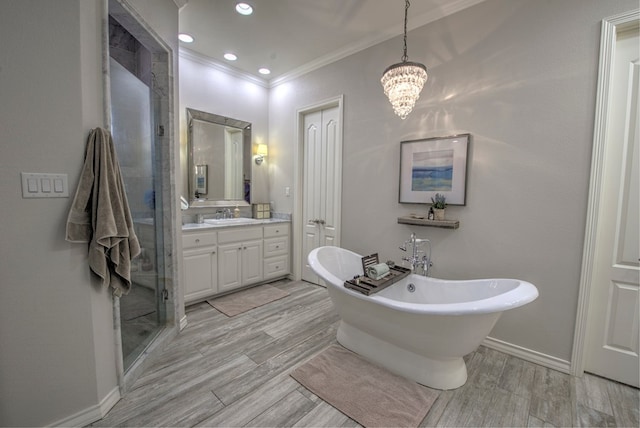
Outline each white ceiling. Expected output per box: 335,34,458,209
178,0,486,84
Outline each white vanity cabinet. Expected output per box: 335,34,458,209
182,231,218,303
182,221,291,304
263,223,290,280
217,227,263,293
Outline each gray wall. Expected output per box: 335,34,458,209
268,0,638,362
0,0,178,426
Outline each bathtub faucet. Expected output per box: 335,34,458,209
399,233,432,276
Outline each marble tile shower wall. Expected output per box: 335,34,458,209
109,16,152,88
109,17,159,220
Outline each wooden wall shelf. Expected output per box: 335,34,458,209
397,216,460,229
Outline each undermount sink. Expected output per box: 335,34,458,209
204,218,262,225
182,222,217,229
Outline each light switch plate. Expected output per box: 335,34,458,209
21,172,69,198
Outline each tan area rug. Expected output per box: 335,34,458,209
206,284,289,317
291,344,439,427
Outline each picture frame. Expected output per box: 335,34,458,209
399,134,470,205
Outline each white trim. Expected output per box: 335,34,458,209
483,336,571,374
48,386,120,428
571,8,640,377
179,48,269,88
180,314,188,331
293,96,344,281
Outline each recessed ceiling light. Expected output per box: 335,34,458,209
258,68,271,75
178,33,194,43
224,53,238,61
235,2,253,15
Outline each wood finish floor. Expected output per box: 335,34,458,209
93,280,639,427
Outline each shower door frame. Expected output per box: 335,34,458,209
104,0,180,391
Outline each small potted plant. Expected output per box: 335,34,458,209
431,193,447,220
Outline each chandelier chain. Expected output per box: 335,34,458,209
402,0,410,62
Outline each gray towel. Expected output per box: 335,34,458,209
66,128,141,296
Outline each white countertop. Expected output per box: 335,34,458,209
182,218,289,231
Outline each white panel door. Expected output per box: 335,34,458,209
585,26,639,387
301,105,341,284
224,128,243,200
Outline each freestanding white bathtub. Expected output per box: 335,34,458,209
308,246,539,390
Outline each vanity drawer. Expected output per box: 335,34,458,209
264,236,289,257
263,255,289,279
264,223,289,238
218,227,262,244
182,231,217,249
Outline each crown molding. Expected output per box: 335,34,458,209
179,48,270,88
270,0,487,87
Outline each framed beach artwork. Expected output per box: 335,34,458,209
399,134,470,205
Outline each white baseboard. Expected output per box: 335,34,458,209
482,336,571,374
49,386,120,427
98,386,121,418
180,314,188,331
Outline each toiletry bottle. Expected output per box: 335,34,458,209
234,205,240,218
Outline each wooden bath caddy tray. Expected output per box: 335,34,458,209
344,253,411,296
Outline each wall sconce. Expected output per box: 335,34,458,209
255,144,268,165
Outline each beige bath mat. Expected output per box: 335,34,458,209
206,284,289,317
291,344,439,427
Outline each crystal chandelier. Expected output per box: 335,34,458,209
381,0,428,120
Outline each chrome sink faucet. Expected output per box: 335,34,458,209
399,232,433,276
215,208,232,219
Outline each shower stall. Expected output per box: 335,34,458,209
108,15,170,372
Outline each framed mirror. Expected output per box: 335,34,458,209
187,108,252,207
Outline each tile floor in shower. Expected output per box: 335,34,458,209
120,284,160,369
94,280,639,427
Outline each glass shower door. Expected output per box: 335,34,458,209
109,57,166,370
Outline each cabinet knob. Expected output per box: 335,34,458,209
275,229,279,233
195,239,200,243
